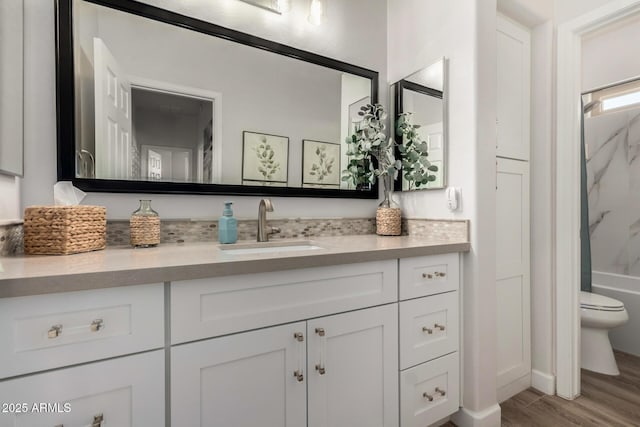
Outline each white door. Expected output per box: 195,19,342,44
0,350,164,427
147,149,162,180
93,37,132,179
307,304,399,427
171,322,307,427
496,15,530,161
496,158,531,401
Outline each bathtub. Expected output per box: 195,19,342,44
592,271,640,357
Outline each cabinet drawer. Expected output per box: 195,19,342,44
172,260,398,344
399,254,459,300
0,284,164,378
0,350,164,427
400,352,460,427
400,292,459,370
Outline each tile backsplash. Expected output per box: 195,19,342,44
0,217,468,255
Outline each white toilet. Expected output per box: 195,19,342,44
580,291,629,375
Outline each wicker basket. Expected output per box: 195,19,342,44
376,207,401,236
23,206,106,255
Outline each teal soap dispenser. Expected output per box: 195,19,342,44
218,201,238,244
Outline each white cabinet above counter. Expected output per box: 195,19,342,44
0,234,469,427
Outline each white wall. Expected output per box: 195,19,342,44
582,14,640,91
389,0,499,423
21,0,387,219
0,175,20,220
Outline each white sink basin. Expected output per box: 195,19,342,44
218,240,322,255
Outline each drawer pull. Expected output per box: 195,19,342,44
294,332,304,342
294,369,304,382
435,271,447,278
436,387,446,396
422,273,433,279
315,328,325,337
422,392,434,401
48,324,62,339
422,326,433,334
434,323,446,331
90,319,104,332
315,364,326,375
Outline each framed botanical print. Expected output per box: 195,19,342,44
302,139,340,188
242,131,289,185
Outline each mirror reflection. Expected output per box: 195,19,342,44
72,0,372,191
392,58,447,191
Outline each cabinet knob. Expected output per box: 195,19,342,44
315,328,325,337
315,364,326,375
434,323,446,331
48,324,62,339
294,332,304,342
293,370,304,382
422,273,433,279
90,319,104,332
422,326,433,334
436,387,446,396
422,392,434,402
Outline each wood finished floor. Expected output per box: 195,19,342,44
444,351,640,426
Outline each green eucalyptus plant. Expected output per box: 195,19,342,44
341,104,437,193
342,103,401,190
395,112,438,190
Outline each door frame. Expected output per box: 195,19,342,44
129,76,223,183
555,0,640,399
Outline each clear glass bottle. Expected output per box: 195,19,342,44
130,200,160,247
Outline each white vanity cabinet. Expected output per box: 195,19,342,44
398,254,461,427
0,350,165,427
170,262,400,427
0,284,165,427
172,305,398,427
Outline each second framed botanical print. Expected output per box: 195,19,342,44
302,139,340,188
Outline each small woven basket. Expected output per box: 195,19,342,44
376,207,401,236
23,206,106,255
130,216,160,247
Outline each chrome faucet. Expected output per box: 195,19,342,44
257,199,280,242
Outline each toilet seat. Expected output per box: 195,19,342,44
580,291,625,312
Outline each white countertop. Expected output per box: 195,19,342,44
0,235,469,298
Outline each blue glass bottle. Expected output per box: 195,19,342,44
218,201,238,244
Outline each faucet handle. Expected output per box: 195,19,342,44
270,226,281,235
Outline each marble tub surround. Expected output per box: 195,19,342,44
0,234,470,298
585,108,640,275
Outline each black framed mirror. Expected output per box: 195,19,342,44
56,0,379,198
392,58,447,191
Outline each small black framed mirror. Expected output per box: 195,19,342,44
392,58,447,191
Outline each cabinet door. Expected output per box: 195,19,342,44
496,158,531,400
307,304,399,427
497,14,530,160
0,350,164,427
171,322,307,427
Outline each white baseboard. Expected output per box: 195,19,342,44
497,373,531,403
451,404,501,427
531,369,555,395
